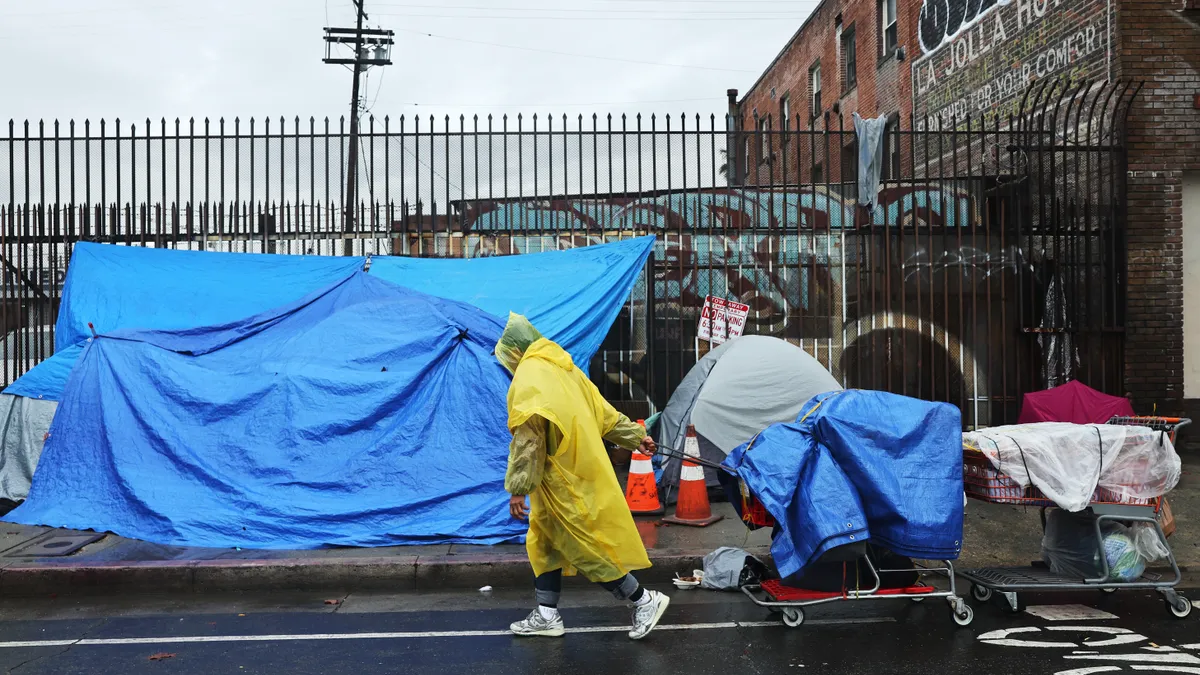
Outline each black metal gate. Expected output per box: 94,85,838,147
0,80,1136,427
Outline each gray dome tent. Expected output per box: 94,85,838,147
652,335,842,496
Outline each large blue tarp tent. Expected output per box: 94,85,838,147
3,237,655,548
8,274,521,548
723,390,964,579
7,236,654,401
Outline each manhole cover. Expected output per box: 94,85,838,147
10,533,104,557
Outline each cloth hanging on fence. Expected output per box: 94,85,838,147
853,113,889,214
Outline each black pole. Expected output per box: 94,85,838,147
343,0,365,256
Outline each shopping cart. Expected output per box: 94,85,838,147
654,446,974,628
959,416,1192,619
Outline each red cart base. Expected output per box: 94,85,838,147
761,578,936,602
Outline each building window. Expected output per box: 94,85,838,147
809,62,822,121
758,116,771,163
879,0,898,60
841,26,857,93
812,163,824,185
882,112,901,181
780,95,791,150
743,136,751,177
842,141,858,189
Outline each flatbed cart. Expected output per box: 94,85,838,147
740,557,973,628
654,445,975,628
959,416,1192,619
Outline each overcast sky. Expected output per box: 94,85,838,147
0,0,817,124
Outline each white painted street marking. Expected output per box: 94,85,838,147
1045,626,1147,649
1053,668,1122,675
979,626,1146,649
1064,652,1200,665
1129,668,1200,674
1026,605,1118,621
1183,645,1200,651
0,617,893,650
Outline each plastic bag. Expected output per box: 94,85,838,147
701,547,768,590
1129,522,1170,563
1042,508,1102,579
964,422,1181,512
1100,524,1146,581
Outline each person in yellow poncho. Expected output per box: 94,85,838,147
496,313,671,641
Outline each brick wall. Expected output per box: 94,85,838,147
736,0,1200,437
1118,1,1200,427
736,0,910,187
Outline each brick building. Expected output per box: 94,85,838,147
729,0,1200,431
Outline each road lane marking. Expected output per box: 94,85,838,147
1064,653,1200,665
980,626,1146,649
0,616,894,649
1026,605,1118,621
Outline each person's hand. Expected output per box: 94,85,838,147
639,436,657,456
509,495,529,521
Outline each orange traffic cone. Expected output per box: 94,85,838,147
626,420,664,516
663,424,723,527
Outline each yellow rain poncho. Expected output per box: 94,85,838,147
497,313,651,583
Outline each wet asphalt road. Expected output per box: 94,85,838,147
0,585,1195,675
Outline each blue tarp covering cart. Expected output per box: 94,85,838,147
723,390,974,627
4,237,654,549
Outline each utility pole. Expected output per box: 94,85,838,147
324,2,393,255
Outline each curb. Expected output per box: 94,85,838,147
2,551,1193,598
0,548,770,598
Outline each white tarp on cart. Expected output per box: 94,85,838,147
963,422,1181,512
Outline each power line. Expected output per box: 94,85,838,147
395,97,722,108
375,12,814,20
396,28,757,73
367,2,817,13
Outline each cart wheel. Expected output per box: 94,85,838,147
971,585,993,603
781,608,805,628
952,603,974,627
1167,595,1193,619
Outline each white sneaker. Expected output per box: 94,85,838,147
628,590,670,640
510,608,566,638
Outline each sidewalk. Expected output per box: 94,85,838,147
0,505,774,597
0,456,1195,597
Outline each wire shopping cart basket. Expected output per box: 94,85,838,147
959,416,1192,619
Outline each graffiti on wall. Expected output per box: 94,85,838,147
912,0,1114,131
392,186,1012,422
